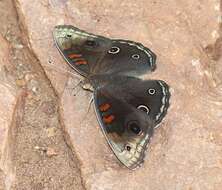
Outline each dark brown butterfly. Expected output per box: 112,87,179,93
53,25,170,169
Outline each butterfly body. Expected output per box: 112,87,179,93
53,25,170,169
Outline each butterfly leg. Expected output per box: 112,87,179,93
79,94,94,125
66,78,95,97
63,77,84,97
45,59,83,80
86,95,94,114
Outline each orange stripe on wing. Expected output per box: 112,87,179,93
68,53,82,59
99,103,111,112
103,115,115,124
75,60,88,65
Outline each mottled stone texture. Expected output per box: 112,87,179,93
15,0,222,189
0,35,18,190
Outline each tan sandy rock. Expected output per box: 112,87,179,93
15,0,222,189
0,35,20,190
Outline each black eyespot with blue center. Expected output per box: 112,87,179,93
127,121,142,135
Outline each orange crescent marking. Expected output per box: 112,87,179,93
99,103,111,112
68,53,82,59
103,115,115,124
75,60,88,65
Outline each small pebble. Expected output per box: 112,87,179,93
16,79,26,87
45,127,56,137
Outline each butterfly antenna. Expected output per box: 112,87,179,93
44,60,85,96
44,60,83,80
66,79,84,97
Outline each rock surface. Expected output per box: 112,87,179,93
15,0,222,189
0,0,84,189
0,34,18,190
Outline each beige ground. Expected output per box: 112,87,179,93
0,0,222,190
0,0,84,189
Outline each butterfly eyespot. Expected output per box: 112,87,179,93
125,145,131,151
132,54,140,60
66,34,72,38
108,46,120,54
137,105,150,114
127,121,142,135
148,88,156,95
85,40,97,47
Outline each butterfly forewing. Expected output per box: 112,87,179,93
53,25,156,77
53,25,112,77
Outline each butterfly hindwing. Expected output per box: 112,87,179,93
93,76,170,169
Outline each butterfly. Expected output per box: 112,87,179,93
53,25,170,169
